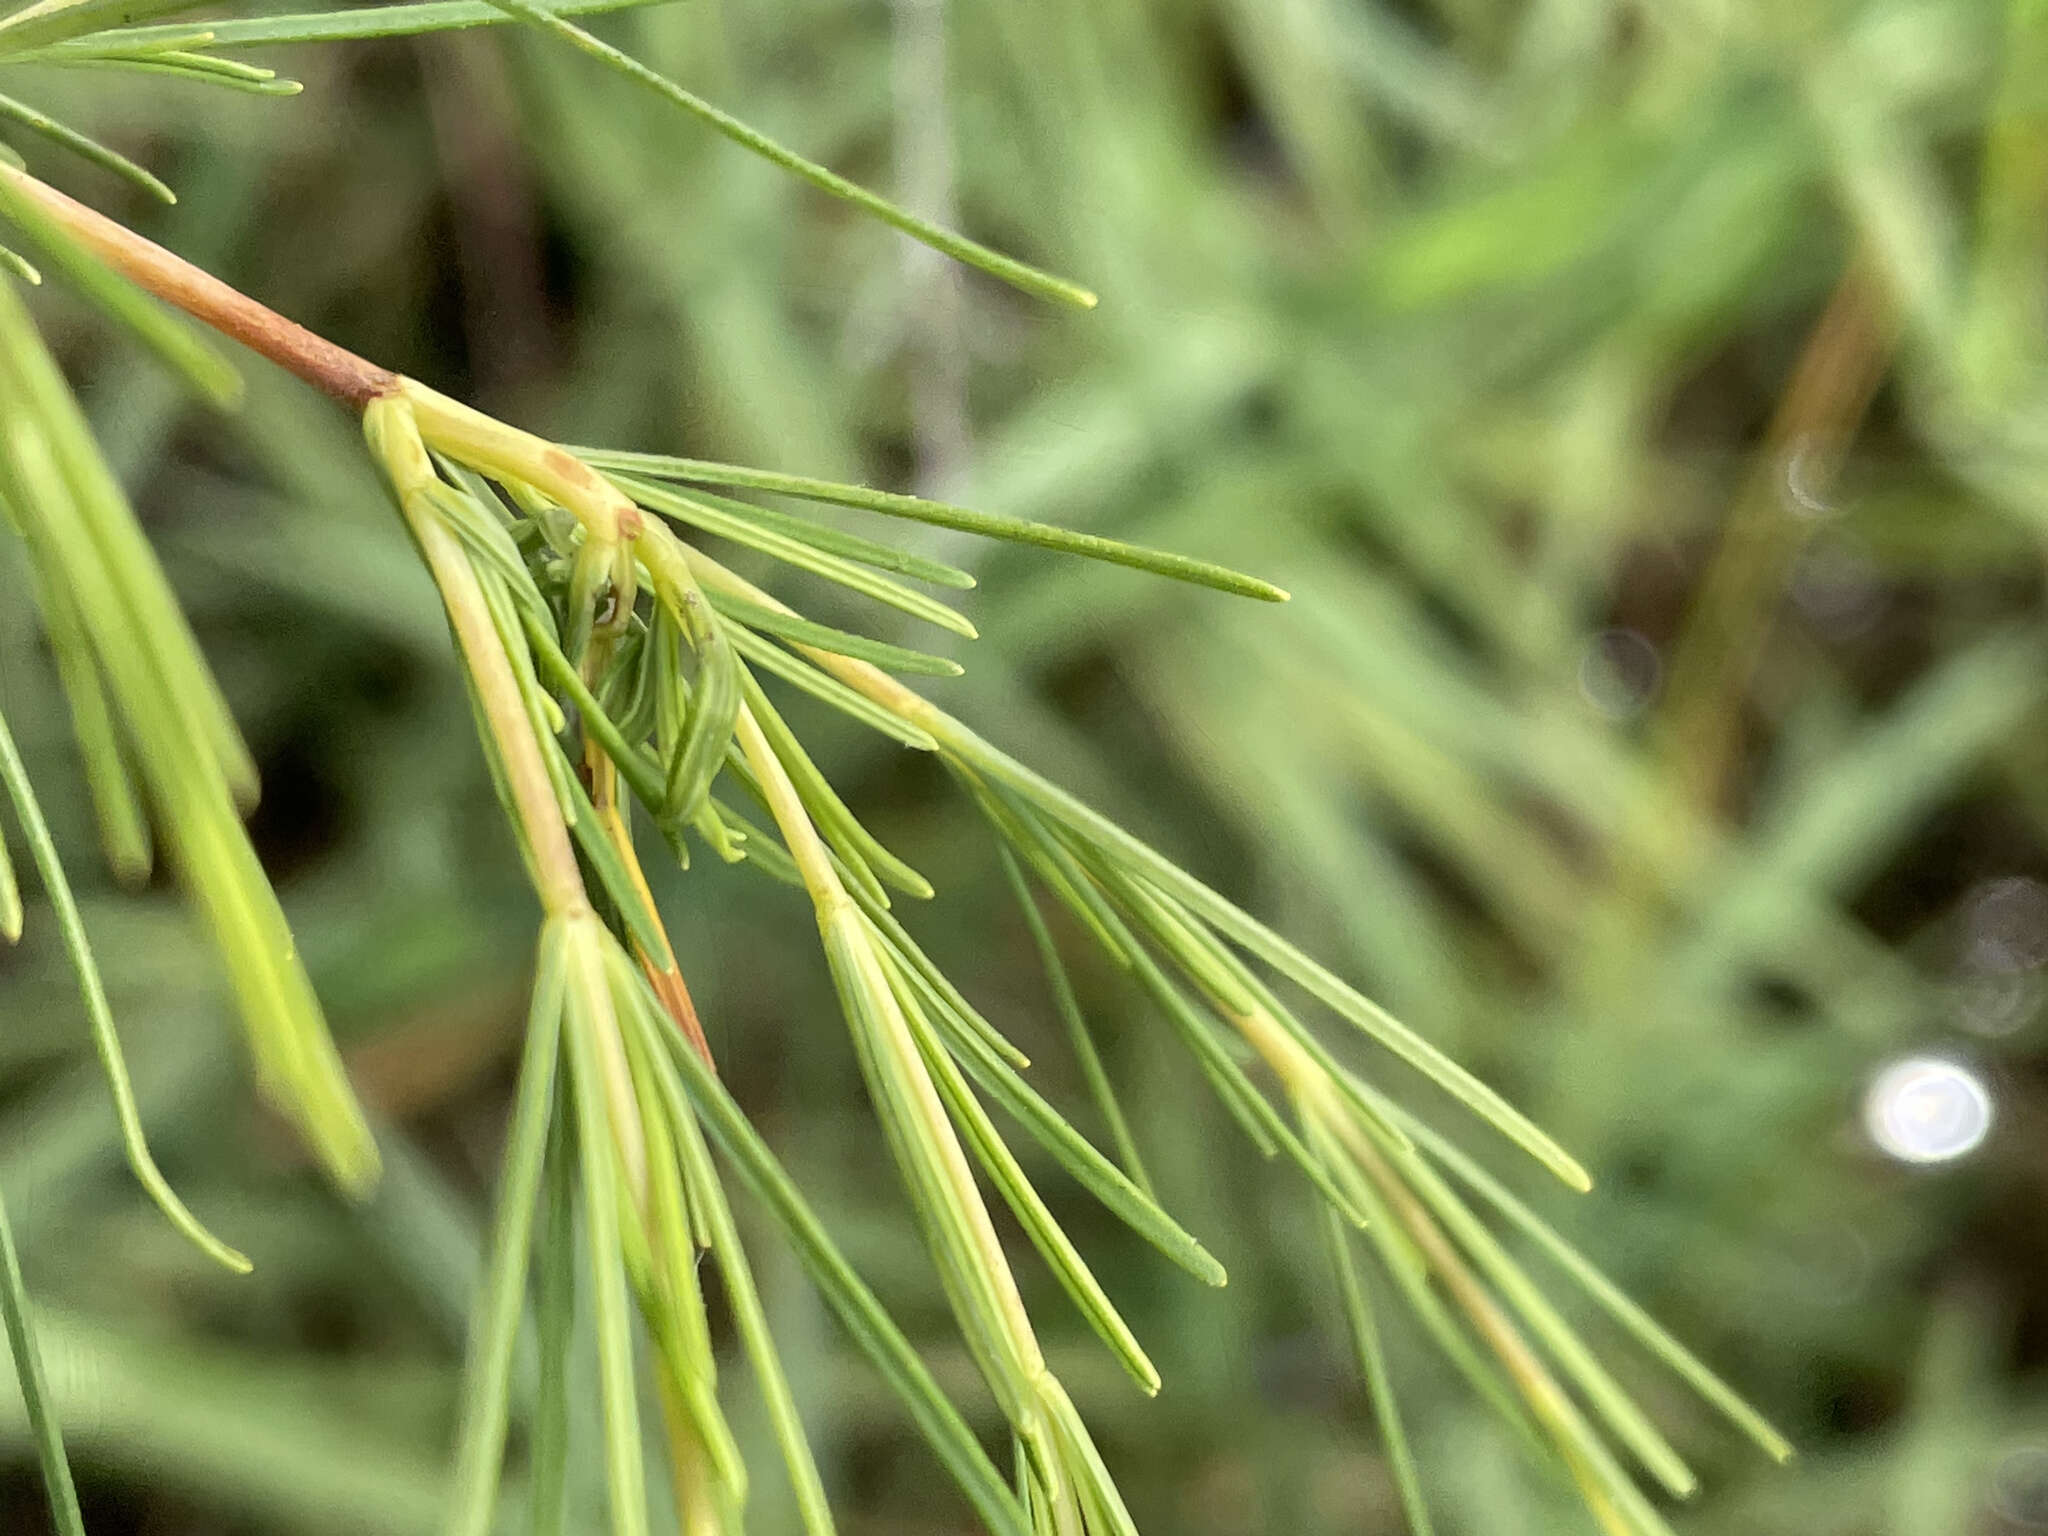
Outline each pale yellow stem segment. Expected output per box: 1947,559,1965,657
402,378,640,544
369,395,648,1199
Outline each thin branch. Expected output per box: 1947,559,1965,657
0,163,399,406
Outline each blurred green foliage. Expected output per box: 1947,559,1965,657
2,0,2047,1531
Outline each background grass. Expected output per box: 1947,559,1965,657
3,0,2047,1531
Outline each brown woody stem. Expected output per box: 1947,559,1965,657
0,163,399,407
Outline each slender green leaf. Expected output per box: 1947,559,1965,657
65,0,670,50
632,966,1032,1536
0,92,174,201
529,1076,577,1536
1361,1086,1795,1464
576,451,1289,602
996,845,1153,1195
24,560,151,881
742,671,932,902
1321,1202,1436,1536
616,474,977,639
445,920,568,1536
475,0,1096,308
853,900,1227,1288
709,589,965,678
617,988,837,1536
560,924,649,1536
880,942,1161,1394
0,1180,85,1536
0,704,249,1272
939,717,1590,1191
727,625,939,752
0,0,203,55
664,620,741,824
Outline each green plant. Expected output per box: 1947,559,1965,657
0,6,1793,1535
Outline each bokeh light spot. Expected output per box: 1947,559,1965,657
1862,1055,1993,1165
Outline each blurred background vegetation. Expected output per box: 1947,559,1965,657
2,0,2047,1530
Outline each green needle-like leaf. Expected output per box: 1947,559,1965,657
616,474,978,639
0,704,249,1273
617,986,837,1536
629,479,975,590
0,92,175,201
942,718,1590,1191
1351,1119,1708,1494
475,0,1096,308
445,919,567,1536
36,49,300,92
996,844,1154,1195
708,589,966,678
0,279,372,1196
882,938,1228,1284
24,560,152,882
0,1178,85,1536
1321,1202,1436,1536
0,819,17,943
726,626,940,752
1361,1085,1795,1465
742,670,932,903
62,0,667,50
560,924,649,1536
664,621,741,825
630,966,1033,1536
0,0,203,56
528,1090,577,1536
576,450,1289,602
879,942,1162,1394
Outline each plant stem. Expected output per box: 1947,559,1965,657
0,163,398,406
375,399,589,913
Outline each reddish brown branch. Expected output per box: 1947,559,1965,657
1,165,399,408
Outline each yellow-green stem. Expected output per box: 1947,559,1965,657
371,397,649,1197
